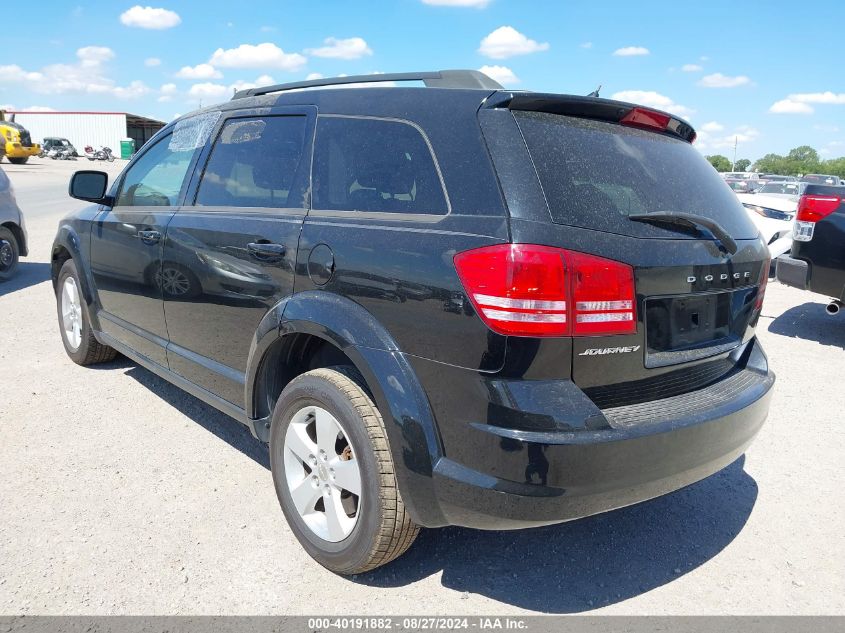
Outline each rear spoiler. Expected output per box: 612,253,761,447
482,92,697,143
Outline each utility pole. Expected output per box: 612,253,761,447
732,136,738,171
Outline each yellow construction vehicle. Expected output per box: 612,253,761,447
0,110,40,164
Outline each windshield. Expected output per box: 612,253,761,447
759,182,802,195
800,174,839,185
514,111,759,240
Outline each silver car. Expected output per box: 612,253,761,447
0,165,28,280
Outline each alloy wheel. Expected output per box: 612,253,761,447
283,406,362,542
61,276,83,350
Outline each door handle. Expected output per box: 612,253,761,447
137,230,161,244
247,242,286,262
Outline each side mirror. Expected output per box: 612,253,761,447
69,170,111,204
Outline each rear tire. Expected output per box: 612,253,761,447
0,227,20,281
7,157,28,165
56,259,117,365
270,366,419,574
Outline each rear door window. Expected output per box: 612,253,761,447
514,111,759,239
312,116,448,215
195,115,308,209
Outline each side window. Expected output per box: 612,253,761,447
115,133,200,207
313,116,448,215
195,116,307,209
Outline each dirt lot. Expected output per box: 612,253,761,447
1,158,843,615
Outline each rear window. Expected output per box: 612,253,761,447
514,111,759,240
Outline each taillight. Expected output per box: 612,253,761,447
794,194,841,242
796,195,840,222
620,107,670,133
453,244,636,337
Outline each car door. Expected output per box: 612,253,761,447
161,107,314,405
89,129,203,366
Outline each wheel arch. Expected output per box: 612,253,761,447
245,290,448,527
51,225,101,331
1,221,27,257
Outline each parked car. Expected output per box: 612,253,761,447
725,178,759,193
755,181,806,197
736,192,796,264
0,165,28,280
42,137,79,157
51,69,774,574
757,174,798,184
722,171,760,181
800,174,841,186
776,184,845,314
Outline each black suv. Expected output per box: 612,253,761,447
52,70,774,574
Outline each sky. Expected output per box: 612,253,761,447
2,0,843,161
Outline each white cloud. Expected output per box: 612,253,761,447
120,5,181,29
24,105,56,112
613,46,650,57
0,65,44,83
478,26,549,59
145,57,162,67
0,52,149,99
580,42,593,49
701,121,724,132
681,63,702,72
260,26,277,33
814,124,841,133
768,91,845,115
0,104,14,111
306,37,373,59
77,46,115,67
695,124,760,151
422,0,490,6
306,72,324,81
188,82,229,100
698,72,750,88
112,80,151,99
610,90,693,119
229,75,276,92
769,99,813,114
478,65,519,86
160,82,177,95
175,63,222,79
209,42,307,71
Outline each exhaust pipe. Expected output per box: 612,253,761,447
826,300,842,316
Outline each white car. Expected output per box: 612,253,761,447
736,192,796,263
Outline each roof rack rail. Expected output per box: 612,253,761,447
231,69,503,100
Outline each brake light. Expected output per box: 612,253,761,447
620,107,671,133
796,195,840,223
794,195,841,242
453,244,636,337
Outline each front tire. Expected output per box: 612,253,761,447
0,227,20,281
56,259,117,365
270,367,419,574
7,157,28,165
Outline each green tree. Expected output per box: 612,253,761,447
734,158,751,172
753,153,788,175
706,154,732,172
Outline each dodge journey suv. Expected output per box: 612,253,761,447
52,70,774,574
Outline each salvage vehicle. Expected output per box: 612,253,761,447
776,184,845,314
0,112,40,165
0,165,28,280
51,70,775,574
736,192,797,264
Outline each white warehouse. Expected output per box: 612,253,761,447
6,111,165,157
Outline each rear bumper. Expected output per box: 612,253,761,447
776,255,809,290
427,341,774,530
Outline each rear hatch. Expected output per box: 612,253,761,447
480,95,769,403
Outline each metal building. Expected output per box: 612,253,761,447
6,111,165,156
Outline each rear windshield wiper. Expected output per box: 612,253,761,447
628,212,738,254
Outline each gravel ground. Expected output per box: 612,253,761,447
0,159,843,615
